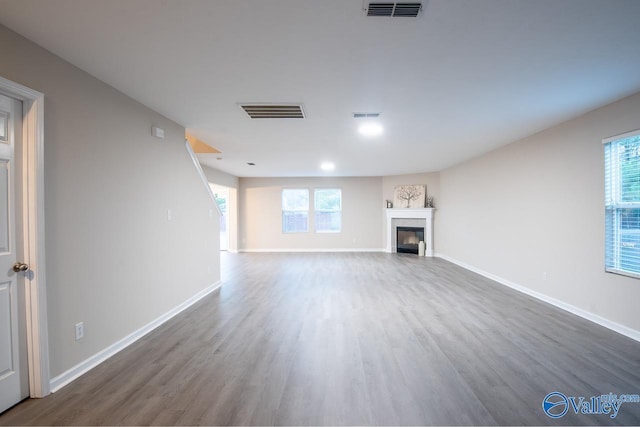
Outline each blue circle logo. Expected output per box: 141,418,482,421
543,392,569,418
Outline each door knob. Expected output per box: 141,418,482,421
13,262,29,272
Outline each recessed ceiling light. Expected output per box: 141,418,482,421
320,161,335,171
358,122,384,137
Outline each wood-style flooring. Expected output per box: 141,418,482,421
1,252,640,425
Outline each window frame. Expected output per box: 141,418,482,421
314,188,342,233
603,129,640,279
281,188,309,233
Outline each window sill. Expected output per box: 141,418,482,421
605,268,640,280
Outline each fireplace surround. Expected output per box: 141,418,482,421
385,208,435,256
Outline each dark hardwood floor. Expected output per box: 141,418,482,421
1,252,639,425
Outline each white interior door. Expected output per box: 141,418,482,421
0,93,29,413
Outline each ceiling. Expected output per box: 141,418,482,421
1,0,640,177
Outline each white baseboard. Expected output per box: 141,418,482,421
238,248,384,253
436,253,640,343
49,281,222,393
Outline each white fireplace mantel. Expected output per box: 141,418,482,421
385,208,435,256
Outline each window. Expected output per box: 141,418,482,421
314,189,342,232
282,189,309,233
604,130,640,278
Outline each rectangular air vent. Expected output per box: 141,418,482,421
367,3,394,16
366,2,422,17
353,112,381,118
393,3,422,17
241,104,305,119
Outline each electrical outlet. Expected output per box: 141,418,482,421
167,209,173,221
542,272,548,281
75,322,84,341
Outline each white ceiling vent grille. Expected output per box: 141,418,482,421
241,104,305,119
367,3,394,16
353,112,381,118
366,2,422,17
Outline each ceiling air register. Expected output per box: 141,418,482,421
240,104,305,119
365,2,422,17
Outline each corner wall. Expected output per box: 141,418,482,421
438,91,640,334
382,172,440,250
382,172,440,206
0,24,220,378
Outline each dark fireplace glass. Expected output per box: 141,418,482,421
397,226,424,254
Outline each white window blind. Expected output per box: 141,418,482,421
282,189,309,233
314,189,342,233
604,130,640,278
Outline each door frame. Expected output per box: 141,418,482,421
0,76,50,398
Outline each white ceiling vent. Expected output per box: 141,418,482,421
366,2,422,17
353,112,381,118
240,104,305,119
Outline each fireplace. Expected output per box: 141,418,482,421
385,208,434,256
396,226,424,254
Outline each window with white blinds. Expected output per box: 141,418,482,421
604,129,640,278
282,189,309,233
314,189,342,233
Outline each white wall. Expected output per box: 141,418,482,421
438,91,640,334
0,24,220,377
239,177,383,251
202,164,239,189
382,172,440,207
